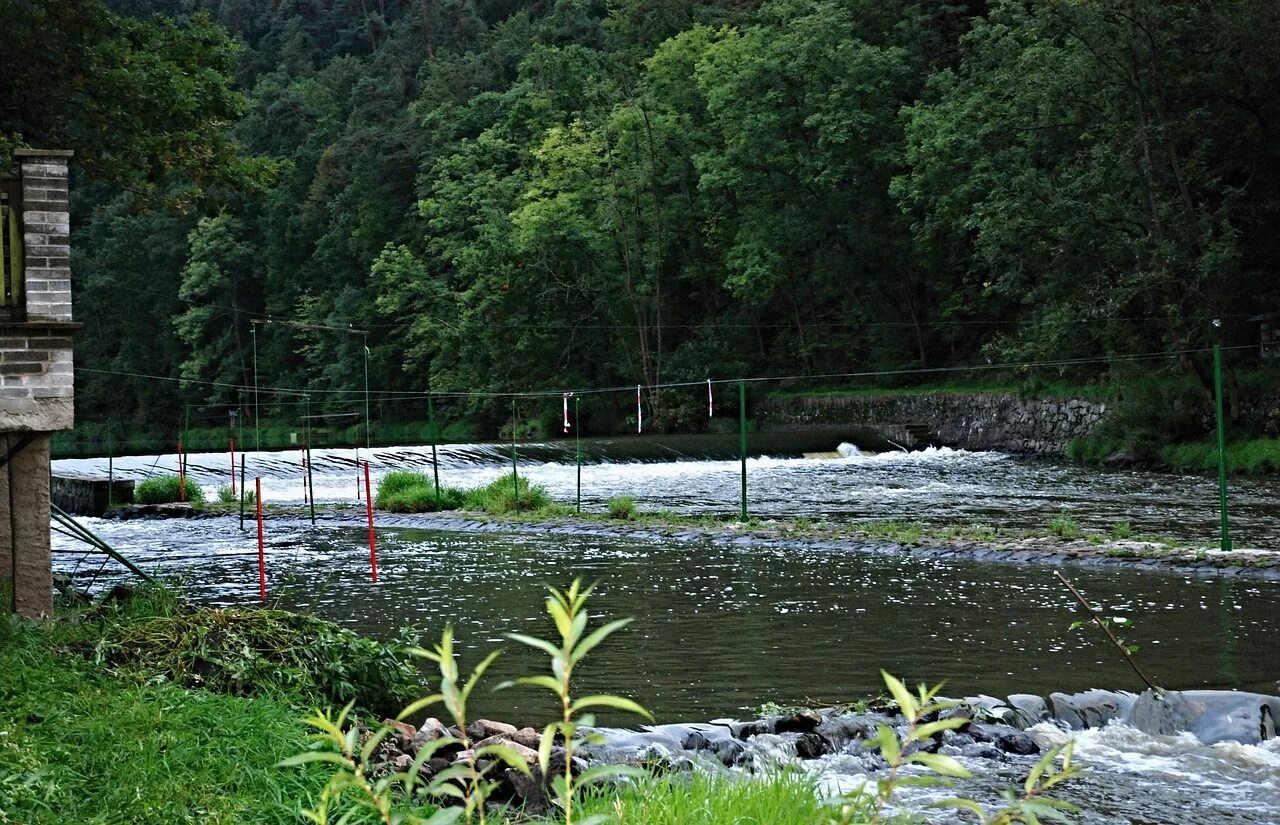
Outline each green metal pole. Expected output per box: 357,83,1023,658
429,393,441,512
239,454,246,532
511,399,519,514
739,379,748,522
106,424,114,511
575,396,581,514
363,342,372,449
305,396,315,526
1213,342,1232,552
252,325,260,452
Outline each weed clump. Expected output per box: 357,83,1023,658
463,472,551,514
374,470,463,512
1048,511,1081,540
607,495,638,520
135,474,205,505
89,588,421,716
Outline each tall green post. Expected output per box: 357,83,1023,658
363,343,372,449
575,396,582,514
252,325,260,451
1213,340,1232,552
106,424,114,511
428,393,441,512
511,399,520,514
239,454,246,532
305,395,316,525
739,379,748,522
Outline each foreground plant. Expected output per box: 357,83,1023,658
283,625,529,825
827,671,1082,825
501,579,653,825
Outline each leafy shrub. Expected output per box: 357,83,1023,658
607,495,638,520
1111,521,1132,540
216,485,236,504
374,470,463,512
462,473,551,514
94,605,421,716
135,474,205,505
1048,511,1081,540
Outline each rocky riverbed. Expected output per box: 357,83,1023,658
363,687,1280,818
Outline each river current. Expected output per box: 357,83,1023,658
50,440,1280,824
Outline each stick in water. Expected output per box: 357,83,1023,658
1054,570,1157,691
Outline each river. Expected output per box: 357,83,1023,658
49,440,1280,824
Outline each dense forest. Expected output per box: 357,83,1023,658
3,0,1279,443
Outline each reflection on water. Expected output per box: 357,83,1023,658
54,438,1280,547
51,518,1278,721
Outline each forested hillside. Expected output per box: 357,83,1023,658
4,0,1279,441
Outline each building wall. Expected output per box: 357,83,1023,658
0,149,75,616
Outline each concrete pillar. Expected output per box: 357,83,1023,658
2,433,51,616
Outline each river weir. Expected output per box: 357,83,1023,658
50,442,1280,823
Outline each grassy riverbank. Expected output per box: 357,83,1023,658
0,587,973,824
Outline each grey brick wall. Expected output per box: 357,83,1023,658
0,149,76,432
16,150,73,322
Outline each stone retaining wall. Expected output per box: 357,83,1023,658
757,393,1107,455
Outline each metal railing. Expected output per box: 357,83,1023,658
1,178,23,310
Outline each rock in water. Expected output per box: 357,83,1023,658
1126,690,1280,745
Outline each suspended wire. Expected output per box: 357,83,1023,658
76,344,1257,406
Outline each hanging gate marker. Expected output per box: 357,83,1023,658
255,477,266,601
636,385,643,433
301,443,309,504
562,392,572,433
708,378,714,418
229,437,237,495
364,461,378,583
238,454,246,532
354,439,361,502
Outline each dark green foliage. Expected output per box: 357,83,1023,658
42,0,1280,458
135,474,206,505
607,495,638,520
462,473,553,514
89,597,422,717
374,470,464,512
1161,439,1280,476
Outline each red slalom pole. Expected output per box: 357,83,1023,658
256,477,266,601
178,440,186,502
230,437,237,495
364,461,378,583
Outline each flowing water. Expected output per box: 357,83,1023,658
54,434,1280,546
50,440,1280,823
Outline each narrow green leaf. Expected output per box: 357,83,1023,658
909,751,973,778
569,694,653,721
881,670,918,719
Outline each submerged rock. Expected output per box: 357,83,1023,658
1050,689,1135,730
1126,689,1280,745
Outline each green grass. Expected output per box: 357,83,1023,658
462,473,555,515
0,617,328,824
1047,511,1081,540
606,495,638,520
576,772,844,825
373,470,464,513
1161,438,1280,475
135,474,205,505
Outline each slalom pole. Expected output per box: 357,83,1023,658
107,426,114,511
428,393,441,512
306,439,316,526
739,379,748,522
255,477,265,601
511,399,519,514
355,437,361,502
301,442,308,505
364,461,378,583
1212,339,1232,552
230,436,236,495
178,438,186,502
575,396,582,514
238,454,246,532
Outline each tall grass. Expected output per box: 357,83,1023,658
0,617,328,824
462,472,553,514
1161,438,1280,475
577,770,832,824
135,474,205,505
373,470,464,512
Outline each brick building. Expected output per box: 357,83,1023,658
1,149,76,617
